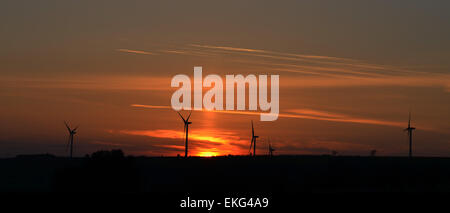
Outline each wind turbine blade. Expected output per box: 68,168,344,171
251,121,254,137
177,111,186,123
186,111,192,121
64,121,71,132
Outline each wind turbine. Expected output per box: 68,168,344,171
249,121,259,157
404,110,416,158
268,138,275,157
177,111,192,158
64,121,78,158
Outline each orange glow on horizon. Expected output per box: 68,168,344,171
197,151,219,157
119,129,239,144
117,128,248,156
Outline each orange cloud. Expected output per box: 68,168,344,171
284,109,405,127
119,129,244,144
116,128,248,156
130,104,407,128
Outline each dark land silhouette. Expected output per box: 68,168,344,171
1,150,450,193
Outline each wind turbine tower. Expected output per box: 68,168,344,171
404,111,416,158
177,111,192,158
268,138,275,157
249,121,259,157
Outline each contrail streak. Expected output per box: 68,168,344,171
131,104,405,128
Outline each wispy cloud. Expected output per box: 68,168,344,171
281,74,450,90
236,60,386,77
120,43,431,79
116,48,156,55
152,144,185,151
189,44,267,53
160,50,187,54
130,104,407,128
185,44,428,77
159,49,218,57
1,76,171,91
130,104,171,109
189,44,354,62
285,108,405,127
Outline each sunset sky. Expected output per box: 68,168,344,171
1,0,450,157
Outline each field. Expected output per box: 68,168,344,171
2,154,450,193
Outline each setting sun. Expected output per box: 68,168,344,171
197,151,219,157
